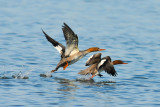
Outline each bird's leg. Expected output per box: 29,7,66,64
63,61,68,70
51,69,56,73
51,66,59,73
98,74,103,77
90,74,95,79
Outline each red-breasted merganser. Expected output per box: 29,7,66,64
42,23,105,73
78,53,127,78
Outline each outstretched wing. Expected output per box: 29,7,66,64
98,56,117,76
42,29,65,57
85,53,102,66
103,61,117,76
62,23,79,57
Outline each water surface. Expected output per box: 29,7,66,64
0,0,160,106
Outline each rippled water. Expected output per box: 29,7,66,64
0,0,160,106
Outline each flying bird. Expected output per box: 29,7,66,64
78,53,127,78
42,23,105,73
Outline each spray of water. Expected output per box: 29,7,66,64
40,71,52,77
0,65,10,79
12,65,30,79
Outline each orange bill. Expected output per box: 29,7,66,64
122,62,128,64
98,49,106,51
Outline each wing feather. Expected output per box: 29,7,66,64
42,29,65,57
103,62,117,76
102,56,117,76
62,23,79,57
86,53,102,66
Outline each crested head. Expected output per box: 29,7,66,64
87,47,106,52
112,60,128,65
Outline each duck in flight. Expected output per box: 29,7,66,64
42,23,105,73
78,53,127,79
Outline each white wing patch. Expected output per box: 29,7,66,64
69,49,79,56
65,44,79,56
97,59,106,69
55,45,63,54
86,55,93,62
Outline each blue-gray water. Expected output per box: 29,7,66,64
0,0,160,106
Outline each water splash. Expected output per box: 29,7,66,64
0,72,11,79
40,72,52,77
12,71,29,79
11,65,31,79
0,65,11,79
77,75,94,81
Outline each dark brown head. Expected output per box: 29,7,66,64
112,60,128,65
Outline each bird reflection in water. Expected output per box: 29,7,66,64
54,77,79,92
54,77,116,92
